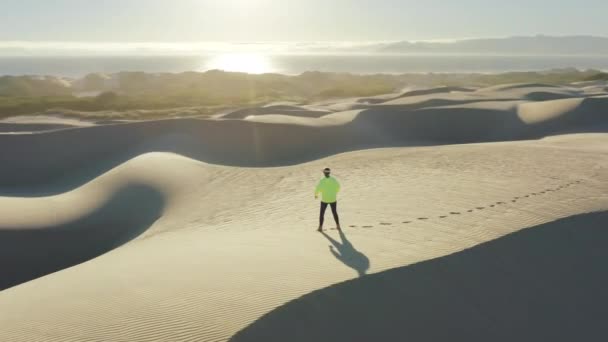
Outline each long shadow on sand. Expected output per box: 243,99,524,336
231,211,608,342
0,184,165,290
321,231,369,277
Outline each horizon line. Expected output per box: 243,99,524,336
2,34,607,45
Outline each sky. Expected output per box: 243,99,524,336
1,0,607,43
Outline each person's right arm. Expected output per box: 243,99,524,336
315,180,322,199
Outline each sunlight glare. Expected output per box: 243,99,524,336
205,53,274,74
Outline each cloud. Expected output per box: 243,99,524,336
0,41,398,56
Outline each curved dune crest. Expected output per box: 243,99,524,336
222,105,332,119
1,85,607,190
518,97,585,123
476,83,564,92
394,86,475,99
518,97,608,134
0,183,165,290
0,151,213,289
0,123,78,133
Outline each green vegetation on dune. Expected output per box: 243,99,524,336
0,71,404,119
476,69,607,86
399,69,606,87
0,76,71,97
0,69,605,120
584,72,608,81
0,95,228,120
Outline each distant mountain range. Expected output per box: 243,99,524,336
0,36,607,56
377,35,608,55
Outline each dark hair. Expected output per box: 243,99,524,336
323,168,331,173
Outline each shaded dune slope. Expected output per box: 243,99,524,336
232,211,608,342
477,83,569,92
384,85,583,106
0,123,78,133
477,83,564,92
0,183,165,290
519,97,608,134
395,86,475,99
1,93,607,190
222,105,331,119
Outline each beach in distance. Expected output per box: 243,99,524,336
1,54,608,77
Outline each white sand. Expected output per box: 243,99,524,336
0,83,607,341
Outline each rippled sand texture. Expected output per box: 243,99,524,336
1,83,607,341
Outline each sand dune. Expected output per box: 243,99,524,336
395,86,475,98
1,84,607,189
477,83,563,91
222,105,332,119
1,83,607,341
0,115,96,132
0,183,165,290
0,122,77,132
232,211,608,342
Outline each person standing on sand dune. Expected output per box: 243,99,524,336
315,168,341,232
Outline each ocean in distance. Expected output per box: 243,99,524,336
1,54,607,78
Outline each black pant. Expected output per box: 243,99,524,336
320,202,340,227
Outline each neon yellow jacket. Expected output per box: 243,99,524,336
315,176,340,203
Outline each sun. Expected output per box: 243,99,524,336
205,53,274,74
